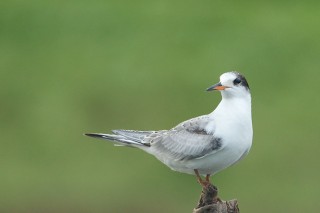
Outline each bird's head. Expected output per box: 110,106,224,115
206,71,250,98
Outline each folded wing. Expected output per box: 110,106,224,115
148,116,223,161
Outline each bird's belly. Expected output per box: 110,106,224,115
163,140,251,175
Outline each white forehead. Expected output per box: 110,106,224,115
220,72,237,83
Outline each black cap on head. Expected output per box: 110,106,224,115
232,71,250,90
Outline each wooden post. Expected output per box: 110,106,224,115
193,183,239,213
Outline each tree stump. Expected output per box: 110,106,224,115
193,183,239,213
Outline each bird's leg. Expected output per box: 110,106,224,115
194,169,204,186
205,174,211,182
194,169,210,187
194,169,203,184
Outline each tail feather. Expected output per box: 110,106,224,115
111,129,154,141
84,133,150,147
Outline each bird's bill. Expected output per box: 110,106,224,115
206,82,229,91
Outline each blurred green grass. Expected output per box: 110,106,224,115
1,0,320,212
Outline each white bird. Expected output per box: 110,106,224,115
85,71,253,186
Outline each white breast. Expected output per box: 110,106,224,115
200,96,253,174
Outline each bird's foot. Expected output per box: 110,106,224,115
194,169,223,207
196,181,220,208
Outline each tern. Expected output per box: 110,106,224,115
85,71,252,186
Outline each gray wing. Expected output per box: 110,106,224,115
148,115,223,161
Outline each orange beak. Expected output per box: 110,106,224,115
206,82,229,91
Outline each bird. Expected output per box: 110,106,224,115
85,71,253,186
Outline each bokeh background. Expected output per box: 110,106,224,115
1,0,320,212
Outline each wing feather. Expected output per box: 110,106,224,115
148,116,223,161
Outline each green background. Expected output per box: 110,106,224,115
1,0,320,212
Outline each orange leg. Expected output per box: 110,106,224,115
194,169,203,184
205,174,210,182
194,169,211,187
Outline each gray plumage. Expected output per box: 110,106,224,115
85,115,223,161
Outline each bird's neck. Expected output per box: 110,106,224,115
212,94,252,118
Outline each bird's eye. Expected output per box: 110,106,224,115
233,78,241,85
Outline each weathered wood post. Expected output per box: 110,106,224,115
193,183,239,213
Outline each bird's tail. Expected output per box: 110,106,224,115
84,130,151,147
